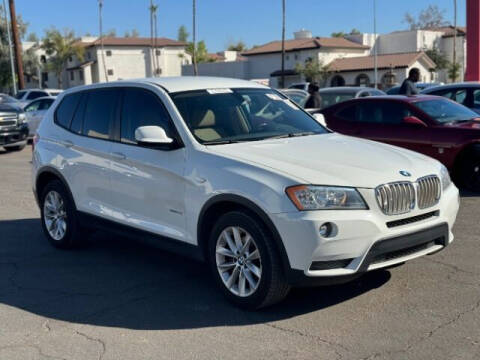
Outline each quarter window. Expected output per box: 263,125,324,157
25,100,41,112
82,89,120,139
55,92,83,129
120,88,173,144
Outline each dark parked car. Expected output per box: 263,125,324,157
319,95,480,190
421,82,480,114
0,103,28,151
318,87,385,109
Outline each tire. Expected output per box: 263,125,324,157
4,144,26,152
208,211,290,309
40,179,84,249
458,154,480,192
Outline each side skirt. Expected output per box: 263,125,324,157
77,211,204,262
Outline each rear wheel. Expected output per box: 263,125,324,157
40,179,84,249
208,211,290,309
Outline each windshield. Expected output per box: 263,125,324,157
414,99,479,124
319,92,356,109
14,90,26,99
170,88,327,144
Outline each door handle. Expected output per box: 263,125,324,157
111,152,126,160
60,140,74,148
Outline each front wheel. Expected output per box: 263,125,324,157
208,211,290,309
458,155,480,192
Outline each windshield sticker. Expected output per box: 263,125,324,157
266,93,282,101
206,88,233,94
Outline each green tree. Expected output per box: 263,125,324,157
295,59,331,86
105,28,116,37
22,46,40,84
448,62,461,82
425,48,449,70
227,41,246,52
42,28,84,88
26,32,39,43
177,25,189,42
124,29,139,37
186,40,210,63
331,31,346,38
404,5,449,30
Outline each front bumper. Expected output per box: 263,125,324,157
270,183,460,286
0,124,28,146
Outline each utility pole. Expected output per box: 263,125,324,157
8,0,24,90
281,0,285,88
192,0,198,76
149,1,158,76
2,0,16,94
98,0,108,82
452,0,457,82
373,0,378,88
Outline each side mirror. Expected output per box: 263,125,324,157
135,126,174,148
403,116,427,127
313,113,327,127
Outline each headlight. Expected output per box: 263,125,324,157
286,185,367,210
440,165,451,190
17,113,26,124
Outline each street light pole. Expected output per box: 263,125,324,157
192,0,198,76
281,0,285,88
2,0,16,94
453,0,457,82
373,0,378,89
98,0,108,82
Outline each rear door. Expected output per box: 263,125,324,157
56,88,120,218
108,86,187,241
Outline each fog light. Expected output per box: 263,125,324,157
319,222,333,237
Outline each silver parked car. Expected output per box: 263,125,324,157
318,87,386,109
421,82,480,114
23,96,55,138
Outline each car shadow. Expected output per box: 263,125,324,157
0,218,391,330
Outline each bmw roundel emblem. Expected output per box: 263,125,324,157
399,170,412,177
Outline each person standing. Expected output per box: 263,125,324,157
399,68,420,96
305,82,322,109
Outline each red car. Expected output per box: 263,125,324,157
320,95,480,190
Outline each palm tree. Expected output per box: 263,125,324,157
42,28,84,88
192,0,198,76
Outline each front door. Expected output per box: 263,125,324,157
108,86,188,242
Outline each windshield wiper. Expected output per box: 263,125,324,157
260,131,318,140
203,139,243,145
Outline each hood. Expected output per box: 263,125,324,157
209,133,440,188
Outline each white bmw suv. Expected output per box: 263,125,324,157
32,77,459,309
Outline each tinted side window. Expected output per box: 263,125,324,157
27,91,48,100
473,89,480,107
39,98,54,110
120,88,173,144
356,102,410,124
25,100,41,112
336,105,356,121
70,93,86,134
55,92,82,128
82,89,120,140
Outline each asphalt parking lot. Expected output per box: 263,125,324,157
0,147,479,360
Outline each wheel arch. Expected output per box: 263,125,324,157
197,194,291,274
452,141,480,177
35,167,77,209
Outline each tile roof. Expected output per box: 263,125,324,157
328,52,436,72
88,37,186,47
242,37,369,56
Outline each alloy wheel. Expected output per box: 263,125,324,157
215,226,262,297
43,190,67,241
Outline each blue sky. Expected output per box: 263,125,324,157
17,0,466,52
